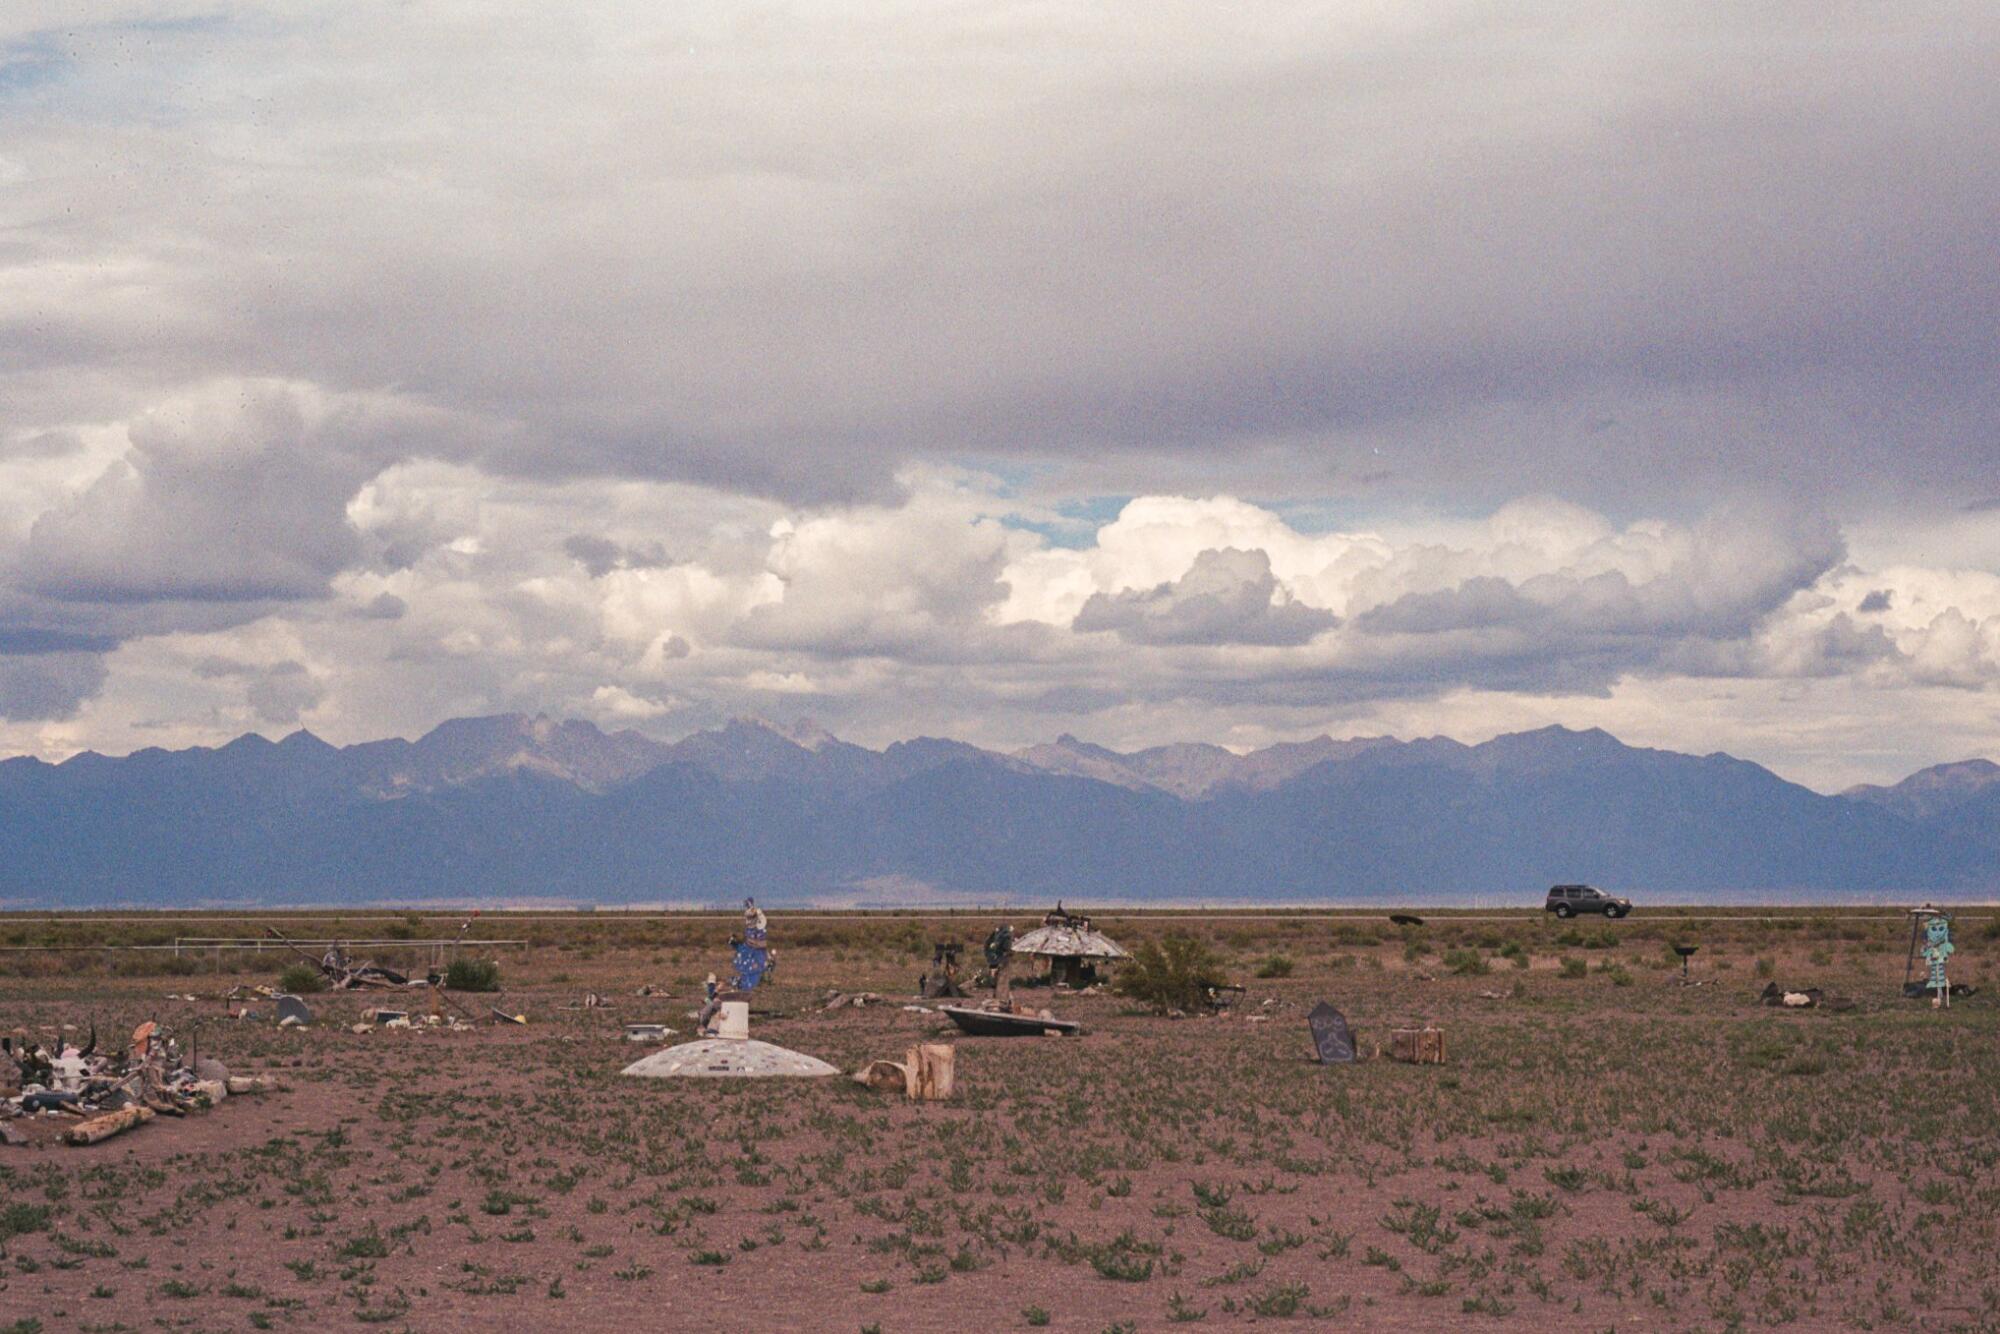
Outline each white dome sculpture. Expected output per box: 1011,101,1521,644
621,1038,839,1079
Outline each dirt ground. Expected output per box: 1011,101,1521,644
2,909,1997,1333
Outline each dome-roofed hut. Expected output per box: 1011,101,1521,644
1011,905,1129,988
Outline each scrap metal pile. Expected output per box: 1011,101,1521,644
272,928,420,990
1,1021,279,1147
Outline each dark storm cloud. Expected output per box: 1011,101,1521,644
563,534,672,579
0,627,119,655
2,3,1995,509
0,650,106,721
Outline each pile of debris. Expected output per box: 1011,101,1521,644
349,1008,475,1034
2,1022,280,1147
1759,983,1856,1011
269,928,421,990
224,985,315,1025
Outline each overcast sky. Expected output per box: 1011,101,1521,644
2,2,1997,790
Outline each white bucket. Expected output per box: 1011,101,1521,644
716,1000,750,1040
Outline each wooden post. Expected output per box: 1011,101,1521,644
63,1105,154,1146
226,1075,283,1095
1387,1026,1446,1064
903,1043,955,1101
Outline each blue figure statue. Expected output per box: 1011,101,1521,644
731,898,773,991
732,937,769,991
1923,914,1955,1009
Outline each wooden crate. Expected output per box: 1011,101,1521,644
1386,1026,1446,1064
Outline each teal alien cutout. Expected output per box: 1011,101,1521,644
1923,913,1955,1009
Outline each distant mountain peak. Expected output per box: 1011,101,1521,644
1843,758,2000,823
778,717,838,751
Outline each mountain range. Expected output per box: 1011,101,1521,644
3,714,1997,906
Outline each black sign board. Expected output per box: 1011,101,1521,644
1308,1001,1355,1064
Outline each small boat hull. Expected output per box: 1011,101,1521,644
939,1005,1080,1037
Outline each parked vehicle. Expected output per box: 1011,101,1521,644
1544,883,1631,919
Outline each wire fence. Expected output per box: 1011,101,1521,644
0,938,530,955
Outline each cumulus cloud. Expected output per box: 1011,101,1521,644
1357,506,1844,646
16,379,456,603
730,490,1033,659
1074,547,1336,646
0,470,1994,787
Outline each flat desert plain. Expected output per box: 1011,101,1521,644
1,909,1995,1332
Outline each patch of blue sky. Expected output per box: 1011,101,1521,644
0,13,253,124
945,458,1128,548
1261,499,1370,535
123,11,234,38
0,33,70,100
954,458,1041,500
1004,496,1130,549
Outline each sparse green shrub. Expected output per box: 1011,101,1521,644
1250,1281,1309,1317
1116,934,1229,1014
113,952,200,978
1254,954,1294,979
1443,948,1490,976
0,1202,51,1245
446,958,502,992
277,962,327,994
335,1228,389,1259
1559,957,1588,979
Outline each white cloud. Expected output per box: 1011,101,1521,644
1074,547,1336,646
5,469,1995,789
17,378,459,603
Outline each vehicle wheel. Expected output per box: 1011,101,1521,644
1606,905,1626,920
1553,904,1573,919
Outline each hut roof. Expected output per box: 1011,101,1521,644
1012,921,1129,960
